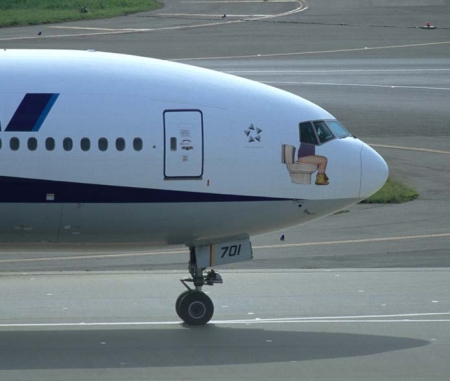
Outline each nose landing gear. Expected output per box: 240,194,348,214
175,238,253,325
175,249,223,325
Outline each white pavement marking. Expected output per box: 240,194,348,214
226,69,450,74
48,26,150,31
1,233,449,264
261,80,450,91
174,40,450,60
182,1,299,3
159,0,308,23
0,0,307,42
253,232,450,250
369,144,450,155
0,30,148,41
0,248,187,264
1,312,449,328
158,13,271,17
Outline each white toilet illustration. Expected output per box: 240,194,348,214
281,144,318,184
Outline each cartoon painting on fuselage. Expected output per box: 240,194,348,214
282,120,354,186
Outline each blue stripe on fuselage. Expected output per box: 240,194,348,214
0,176,288,203
32,94,59,132
5,93,59,132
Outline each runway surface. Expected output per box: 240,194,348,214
1,0,450,379
1,269,449,380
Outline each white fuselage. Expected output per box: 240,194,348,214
0,50,388,251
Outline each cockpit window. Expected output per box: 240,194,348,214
299,122,318,145
299,120,352,146
326,120,352,138
313,121,335,144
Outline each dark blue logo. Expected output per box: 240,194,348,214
2,93,59,132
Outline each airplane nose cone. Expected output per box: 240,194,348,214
360,144,389,199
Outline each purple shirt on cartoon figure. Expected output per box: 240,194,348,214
298,143,315,159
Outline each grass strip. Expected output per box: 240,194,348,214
362,177,419,204
0,0,162,28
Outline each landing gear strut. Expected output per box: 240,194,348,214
175,247,223,325
175,238,252,325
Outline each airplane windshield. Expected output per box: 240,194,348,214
313,121,335,144
299,120,352,146
326,120,352,138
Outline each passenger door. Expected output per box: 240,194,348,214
163,110,204,179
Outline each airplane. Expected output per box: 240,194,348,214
0,49,388,325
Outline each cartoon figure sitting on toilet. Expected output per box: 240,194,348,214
282,121,330,185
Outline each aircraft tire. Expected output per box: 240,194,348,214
178,290,214,325
175,290,192,319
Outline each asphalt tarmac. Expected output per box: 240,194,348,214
1,269,449,381
1,0,450,379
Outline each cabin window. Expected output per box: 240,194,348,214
170,137,177,151
1,136,146,153
10,137,20,151
133,137,143,151
80,137,90,152
116,137,125,151
63,137,73,151
46,137,55,151
98,138,108,151
28,137,38,151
